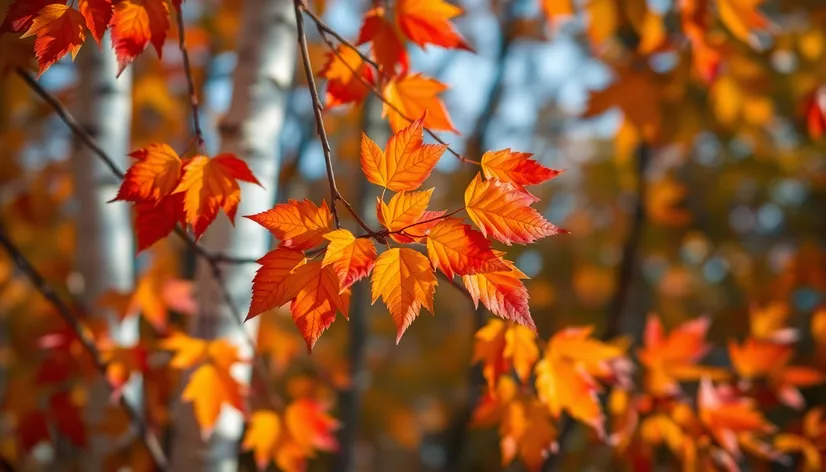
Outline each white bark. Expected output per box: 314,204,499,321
72,33,136,471
169,0,296,470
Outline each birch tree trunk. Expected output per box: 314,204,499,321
72,33,136,472
169,1,296,470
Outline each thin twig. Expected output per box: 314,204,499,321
301,4,478,165
174,6,207,153
294,0,375,234
0,226,169,471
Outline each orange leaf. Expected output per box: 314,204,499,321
357,6,408,75
1,0,62,34
173,153,261,240
383,74,457,133
426,217,508,279
114,143,183,203
321,229,377,292
465,173,564,245
285,399,340,453
361,117,447,191
78,0,112,44
541,0,575,20
248,248,307,320
394,0,470,51
376,188,435,241
480,149,562,200
182,363,245,436
698,377,774,457
462,250,533,330
318,45,372,107
371,248,437,343
717,0,769,46
286,261,350,350
245,199,331,250
242,410,282,470
20,4,86,76
638,314,713,396
474,319,539,390
110,0,169,74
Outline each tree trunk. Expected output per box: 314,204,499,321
72,33,136,472
168,0,297,470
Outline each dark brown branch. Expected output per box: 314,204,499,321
301,4,478,165
174,6,207,153
294,0,375,234
0,226,169,471
542,144,650,471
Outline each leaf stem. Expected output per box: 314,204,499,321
174,7,207,154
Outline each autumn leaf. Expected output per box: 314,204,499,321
245,199,331,250
698,377,774,457
0,0,62,34
114,143,183,203
322,229,377,292
462,250,533,330
426,217,508,279
357,6,408,75
541,0,574,20
371,248,437,342
243,410,282,470
248,247,306,320
133,193,186,252
361,117,447,191
376,188,437,242
394,0,470,52
474,319,539,390
110,0,170,74
465,173,564,245
384,74,457,133
173,153,261,240
20,4,86,75
318,45,372,107
285,260,351,350
717,0,769,46
78,0,112,44
481,149,562,200
284,399,340,454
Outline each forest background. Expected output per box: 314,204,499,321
1,0,826,471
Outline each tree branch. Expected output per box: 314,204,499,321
174,5,207,153
0,226,169,471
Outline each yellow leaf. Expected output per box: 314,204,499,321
371,248,437,342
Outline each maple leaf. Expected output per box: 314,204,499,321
49,390,87,448
318,45,372,107
474,319,539,390
480,149,562,201
321,229,377,292
357,6,408,75
110,0,169,74
245,199,331,250
284,399,340,454
535,327,627,437
114,143,183,203
242,410,282,470
173,154,261,240
20,4,86,76
78,0,113,44
0,0,61,34
465,173,563,246
248,248,307,320
383,74,457,133
394,0,470,51
426,217,508,279
804,86,826,140
371,247,437,343
133,192,186,252
161,335,246,435
462,250,534,330
285,260,351,350
637,315,724,397
361,117,447,191
376,188,437,241
698,377,774,458
100,345,148,399
717,0,769,46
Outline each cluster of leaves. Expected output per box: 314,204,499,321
246,115,564,349
473,304,826,471
1,0,175,75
